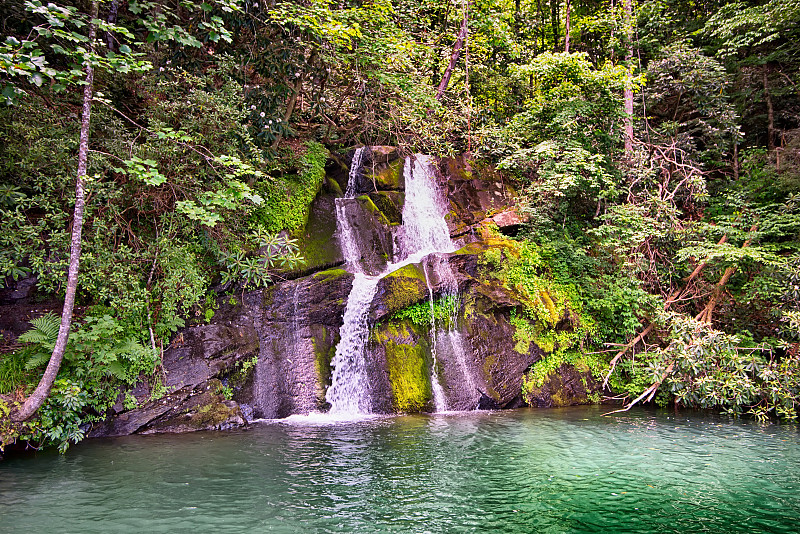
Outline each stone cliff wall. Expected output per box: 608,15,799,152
88,149,597,437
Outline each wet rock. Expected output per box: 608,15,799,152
440,155,517,237
0,275,38,304
295,192,345,272
141,388,245,434
369,319,432,413
369,158,405,191
161,322,259,392
367,191,404,224
369,146,400,164
372,263,428,322
251,268,352,419
461,280,544,409
523,364,602,408
336,196,395,275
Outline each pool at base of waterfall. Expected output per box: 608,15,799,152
2,406,799,533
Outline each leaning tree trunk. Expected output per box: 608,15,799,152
435,13,468,101
12,1,97,423
564,0,571,53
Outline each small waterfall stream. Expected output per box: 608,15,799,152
326,151,475,416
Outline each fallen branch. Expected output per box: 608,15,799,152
602,231,731,389
603,361,674,415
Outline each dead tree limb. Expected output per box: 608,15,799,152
435,12,468,101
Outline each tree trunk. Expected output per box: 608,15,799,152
763,66,775,153
435,12,468,101
623,0,634,155
564,0,571,53
551,0,560,51
273,50,316,149
695,224,758,324
106,0,119,51
12,0,98,423
536,0,546,53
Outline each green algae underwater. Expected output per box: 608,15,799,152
1,406,799,533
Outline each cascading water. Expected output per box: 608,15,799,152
327,151,474,416
402,156,478,411
399,155,456,258
327,147,378,416
422,259,448,412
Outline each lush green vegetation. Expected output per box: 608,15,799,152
1,0,799,450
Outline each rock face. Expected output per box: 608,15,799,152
250,268,353,418
90,149,597,437
524,364,602,408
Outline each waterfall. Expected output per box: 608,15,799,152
422,259,448,412
327,151,472,416
399,155,456,258
325,273,381,415
327,147,378,416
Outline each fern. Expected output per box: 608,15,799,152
18,313,60,345
24,351,52,370
18,313,60,370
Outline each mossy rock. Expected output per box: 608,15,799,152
311,325,337,406
373,320,432,412
370,158,405,190
356,195,392,227
454,236,519,257
313,268,350,283
294,192,344,273
373,263,428,320
522,363,600,408
324,175,343,196
367,191,404,225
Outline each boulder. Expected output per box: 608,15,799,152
523,364,602,407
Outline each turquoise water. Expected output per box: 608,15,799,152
1,406,799,533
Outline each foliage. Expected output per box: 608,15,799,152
523,350,606,390
2,311,159,452
608,312,800,421
393,295,460,329
0,0,799,450
252,141,329,233
483,241,597,354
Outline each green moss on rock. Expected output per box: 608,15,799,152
313,328,334,391
356,195,392,227
374,321,432,412
252,141,329,233
313,268,350,283
379,263,428,314
367,191,404,224
371,158,405,190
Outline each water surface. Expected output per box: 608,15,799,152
1,406,799,533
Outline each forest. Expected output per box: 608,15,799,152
1,0,799,452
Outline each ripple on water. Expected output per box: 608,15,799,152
1,406,799,533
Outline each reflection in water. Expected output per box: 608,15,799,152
1,407,799,533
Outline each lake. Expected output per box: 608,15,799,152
1,406,799,533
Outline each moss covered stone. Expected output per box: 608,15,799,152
356,195,392,227
367,191,404,224
313,268,350,283
373,321,432,412
370,158,405,190
375,263,428,318
522,363,601,408
312,327,335,393
253,141,329,233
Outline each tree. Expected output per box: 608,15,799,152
3,0,239,422
11,0,96,422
